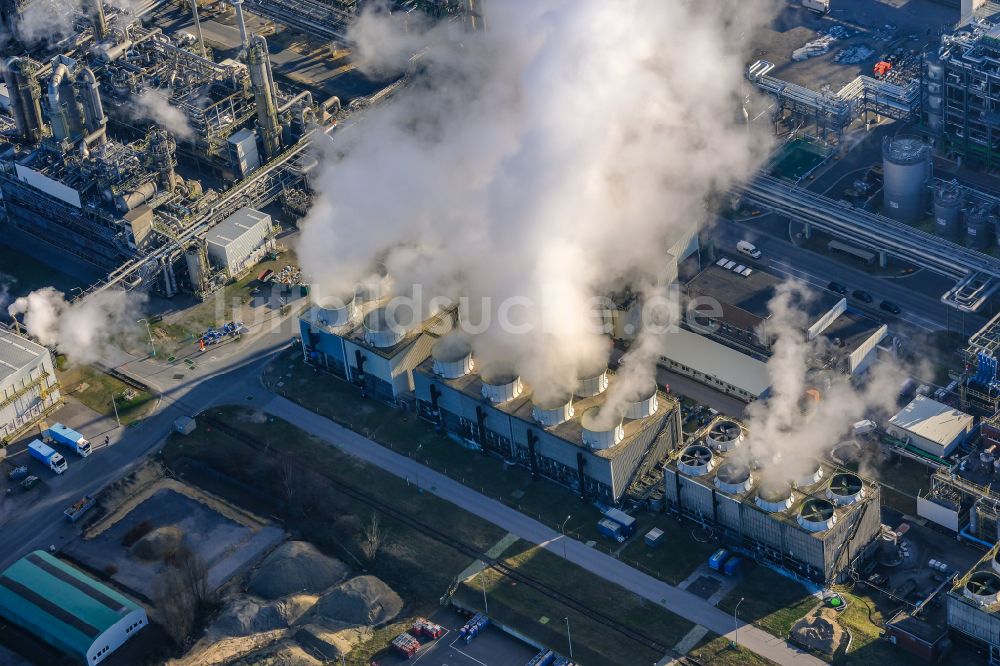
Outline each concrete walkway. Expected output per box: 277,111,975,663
262,395,824,666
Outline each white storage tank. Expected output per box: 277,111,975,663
714,460,753,494
581,407,624,449
481,372,523,403
964,571,1000,606
431,338,473,379
826,472,865,506
967,205,994,250
933,181,962,239
315,291,359,329
575,364,609,398
755,482,794,513
706,420,744,452
788,458,824,488
677,445,715,477
882,136,931,224
363,308,406,348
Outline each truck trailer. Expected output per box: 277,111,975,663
28,440,68,474
45,423,92,457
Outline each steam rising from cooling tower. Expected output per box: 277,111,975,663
7,288,147,364
297,0,774,403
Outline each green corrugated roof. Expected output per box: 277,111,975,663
0,550,140,660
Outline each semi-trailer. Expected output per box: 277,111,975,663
45,423,92,457
28,440,67,474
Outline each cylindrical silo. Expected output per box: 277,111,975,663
882,136,931,223
967,205,994,250
933,181,962,239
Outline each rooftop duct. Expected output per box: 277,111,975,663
532,394,575,426
706,420,743,452
575,366,609,398
481,372,523,403
581,407,624,449
714,461,753,494
826,473,865,506
363,308,407,348
624,382,658,420
315,292,359,329
964,571,1000,606
431,338,473,379
678,445,715,477
755,483,793,513
797,498,838,533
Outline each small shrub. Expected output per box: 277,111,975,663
122,519,154,547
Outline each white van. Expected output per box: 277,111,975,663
737,241,762,259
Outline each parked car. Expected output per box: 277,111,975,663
880,300,901,314
827,281,848,296
852,289,873,303
7,465,28,480
20,476,40,491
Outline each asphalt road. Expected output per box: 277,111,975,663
263,396,824,666
710,216,988,336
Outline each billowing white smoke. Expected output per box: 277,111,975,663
15,0,139,44
299,0,774,402
7,288,146,364
130,90,195,140
743,281,909,485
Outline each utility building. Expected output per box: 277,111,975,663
0,550,147,664
948,544,1000,661
662,418,881,584
0,326,61,442
413,337,682,503
205,207,273,278
888,395,973,458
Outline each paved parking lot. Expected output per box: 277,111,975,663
376,609,541,666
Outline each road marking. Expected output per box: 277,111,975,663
447,635,489,666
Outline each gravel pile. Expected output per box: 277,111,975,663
230,641,322,666
790,608,844,655
132,526,184,561
248,542,350,600
307,575,403,627
214,595,318,637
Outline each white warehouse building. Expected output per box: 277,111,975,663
0,327,61,442
205,207,273,278
888,395,974,459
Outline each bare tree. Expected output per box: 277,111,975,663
360,512,384,562
153,568,196,648
278,453,297,514
173,545,209,604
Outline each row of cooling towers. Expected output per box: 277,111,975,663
312,285,661,449
882,136,1000,250
672,418,868,533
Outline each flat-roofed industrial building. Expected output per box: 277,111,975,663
0,326,61,442
888,395,974,458
0,550,147,664
205,207,273,278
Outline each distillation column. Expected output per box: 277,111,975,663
247,35,282,160
2,57,45,143
148,128,178,192
88,0,108,40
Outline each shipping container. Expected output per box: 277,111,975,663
723,555,743,576
644,527,666,547
603,507,637,536
598,518,625,542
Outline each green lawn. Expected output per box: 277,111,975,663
717,566,818,639
265,349,611,542
456,539,693,666
56,362,155,426
618,517,719,584
688,633,779,666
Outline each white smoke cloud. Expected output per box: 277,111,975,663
740,280,910,484
7,287,146,364
15,0,140,44
130,90,195,140
299,0,775,402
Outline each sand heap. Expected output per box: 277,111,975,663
248,542,350,600
230,640,322,666
293,622,373,659
132,526,184,561
790,608,845,655
214,595,318,637
305,576,403,627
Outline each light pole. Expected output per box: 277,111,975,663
414,444,423,492
110,391,121,427
481,573,489,614
732,597,744,648
563,617,573,659
560,514,572,560
137,319,156,357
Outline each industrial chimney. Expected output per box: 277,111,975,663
247,35,282,160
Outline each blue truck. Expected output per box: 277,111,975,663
45,423,91,457
28,440,67,474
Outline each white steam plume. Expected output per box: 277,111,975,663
130,90,195,140
742,281,911,484
299,0,774,403
7,288,146,364
16,0,139,44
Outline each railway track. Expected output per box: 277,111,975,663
198,414,672,657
